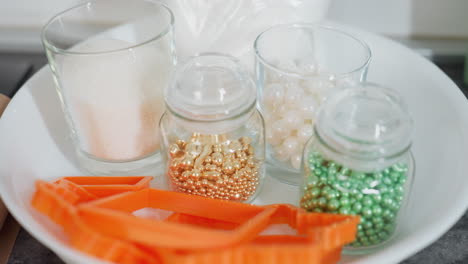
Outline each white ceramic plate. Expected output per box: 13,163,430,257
1,28,468,264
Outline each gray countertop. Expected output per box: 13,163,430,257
2,53,468,264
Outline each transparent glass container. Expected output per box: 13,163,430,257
300,84,414,253
42,0,176,175
160,53,265,202
254,24,371,185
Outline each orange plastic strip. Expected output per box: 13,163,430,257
53,176,152,197
31,176,359,264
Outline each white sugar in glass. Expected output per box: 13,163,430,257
42,0,175,175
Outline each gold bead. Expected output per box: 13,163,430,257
204,156,212,164
247,158,256,168
190,169,201,180
212,144,223,153
180,157,194,170
229,141,242,152
176,139,187,149
222,162,235,175
181,171,190,180
232,161,241,170
169,144,184,158
239,136,252,146
211,152,223,166
187,142,203,156
246,145,255,155
203,171,221,181
205,164,218,172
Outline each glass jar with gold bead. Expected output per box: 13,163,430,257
160,53,265,203
300,84,415,253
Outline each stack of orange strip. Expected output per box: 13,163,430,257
31,176,360,264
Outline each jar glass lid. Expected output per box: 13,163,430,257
316,83,413,159
165,53,256,121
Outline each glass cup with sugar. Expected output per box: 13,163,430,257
42,0,176,175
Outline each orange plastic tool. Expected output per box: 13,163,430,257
53,176,152,197
31,176,360,264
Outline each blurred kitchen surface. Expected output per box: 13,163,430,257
0,0,467,264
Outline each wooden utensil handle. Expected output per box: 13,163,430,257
0,94,10,229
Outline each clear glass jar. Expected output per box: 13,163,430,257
254,24,371,185
160,53,265,202
42,0,176,175
300,84,414,253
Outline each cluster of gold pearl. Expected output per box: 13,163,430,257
168,134,260,202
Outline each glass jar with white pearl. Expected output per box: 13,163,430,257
160,53,265,203
254,24,371,185
300,84,415,254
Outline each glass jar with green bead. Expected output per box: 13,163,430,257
300,84,414,253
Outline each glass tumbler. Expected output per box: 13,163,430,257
42,0,176,175
159,53,265,202
254,24,371,185
300,84,414,253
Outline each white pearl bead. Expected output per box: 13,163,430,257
266,126,282,146
273,145,289,162
284,81,304,105
283,110,302,129
297,124,313,144
282,136,300,156
271,119,290,139
296,62,317,75
264,83,284,106
298,96,318,119
290,153,302,170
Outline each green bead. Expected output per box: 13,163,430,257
313,208,323,213
357,224,363,231
392,163,408,173
374,172,383,180
363,196,374,207
318,197,328,208
395,185,404,194
328,166,337,175
383,177,393,186
372,206,383,216
341,192,350,198
339,206,351,215
382,195,395,208
372,217,383,225
398,176,407,185
327,191,339,200
362,207,373,218
352,202,363,213
383,211,396,221
365,229,376,236
352,242,361,247
374,222,385,230
360,237,369,244
355,193,364,201
340,197,351,206
315,168,323,176
383,168,391,175
363,220,373,230
372,194,382,203
328,199,340,210
390,172,400,183
357,230,365,238
341,167,350,175
384,224,395,232
310,187,321,197
378,185,389,194
382,209,393,219
369,235,380,243
340,181,352,189
378,231,389,239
